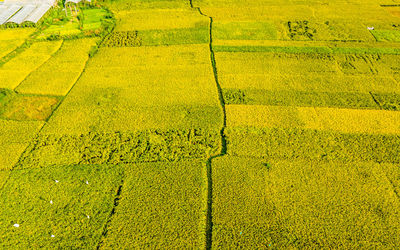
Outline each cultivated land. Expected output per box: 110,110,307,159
1,0,400,248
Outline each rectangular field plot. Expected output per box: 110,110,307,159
226,105,400,135
100,160,207,248
0,40,63,89
114,9,209,31
0,165,123,248
0,120,43,170
225,127,400,163
16,38,97,96
222,89,380,109
212,156,400,248
103,27,209,47
16,129,221,169
41,45,222,134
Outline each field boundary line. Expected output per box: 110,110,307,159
190,1,227,249
96,176,125,249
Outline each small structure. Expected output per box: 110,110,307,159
0,0,57,25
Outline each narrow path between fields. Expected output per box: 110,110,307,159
190,1,228,249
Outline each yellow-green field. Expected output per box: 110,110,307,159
1,0,400,248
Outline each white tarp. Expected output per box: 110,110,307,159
7,4,35,24
0,4,21,25
24,3,50,23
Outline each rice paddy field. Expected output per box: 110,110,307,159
1,0,400,248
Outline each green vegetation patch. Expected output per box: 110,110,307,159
102,27,209,47
214,21,277,40
101,160,207,248
372,92,400,111
212,156,400,248
222,88,379,109
0,94,60,121
371,30,400,42
17,129,221,169
225,127,400,163
0,164,123,248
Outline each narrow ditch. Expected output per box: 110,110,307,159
96,178,125,249
190,2,228,249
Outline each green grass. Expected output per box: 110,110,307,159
101,160,207,248
212,156,400,248
0,164,123,248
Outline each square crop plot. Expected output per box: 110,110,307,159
100,160,207,249
212,156,400,248
0,164,123,248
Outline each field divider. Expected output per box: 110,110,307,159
190,1,228,249
96,176,125,249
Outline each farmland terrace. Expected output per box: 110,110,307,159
1,0,400,248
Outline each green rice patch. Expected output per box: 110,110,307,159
222,88,379,109
371,30,400,42
17,129,221,169
225,127,400,163
102,27,209,47
213,21,277,40
101,160,207,248
372,92,400,111
212,156,400,248
0,164,123,248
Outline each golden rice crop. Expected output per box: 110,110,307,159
101,160,207,248
115,9,208,31
0,28,34,41
41,45,222,134
0,40,63,89
0,40,25,59
0,120,44,170
16,38,97,96
226,104,400,135
216,51,400,93
212,156,400,248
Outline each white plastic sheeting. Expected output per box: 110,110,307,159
7,4,35,24
0,4,21,25
0,0,55,25
24,3,50,23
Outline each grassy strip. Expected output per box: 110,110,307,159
225,127,400,163
214,45,400,55
0,164,123,248
16,129,221,169
212,156,400,248
222,88,379,109
101,160,207,248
